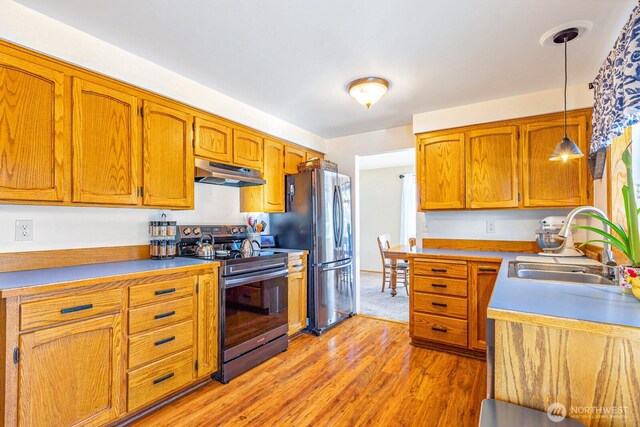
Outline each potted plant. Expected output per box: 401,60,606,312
573,144,640,297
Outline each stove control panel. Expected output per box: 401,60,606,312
177,225,248,240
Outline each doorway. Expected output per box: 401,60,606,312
356,148,415,322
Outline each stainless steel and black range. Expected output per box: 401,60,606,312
177,225,289,383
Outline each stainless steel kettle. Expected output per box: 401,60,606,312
196,234,215,258
240,238,261,255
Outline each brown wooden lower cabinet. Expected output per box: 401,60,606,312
288,253,308,337
410,256,500,357
2,266,219,426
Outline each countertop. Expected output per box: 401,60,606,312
0,258,219,297
404,247,640,330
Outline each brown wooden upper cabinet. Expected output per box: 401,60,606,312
193,116,233,164
72,78,140,205
466,126,519,209
416,109,591,211
521,113,589,207
239,139,285,213
417,132,466,210
284,145,307,174
233,129,263,170
142,101,194,208
0,53,66,202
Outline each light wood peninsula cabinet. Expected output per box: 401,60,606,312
0,264,219,426
0,52,65,203
415,109,592,211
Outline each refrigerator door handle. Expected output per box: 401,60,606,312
332,185,340,248
337,185,345,245
319,260,352,271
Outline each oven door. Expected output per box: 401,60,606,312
222,267,288,361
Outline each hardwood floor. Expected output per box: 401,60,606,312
134,316,486,427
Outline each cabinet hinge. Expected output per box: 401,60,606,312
195,360,199,371
516,130,520,139
13,347,19,364
139,106,144,117
518,193,521,202
137,187,144,197
196,283,199,294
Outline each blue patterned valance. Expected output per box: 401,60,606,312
590,1,640,177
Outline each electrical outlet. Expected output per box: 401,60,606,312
15,220,33,241
486,220,496,234
423,221,430,233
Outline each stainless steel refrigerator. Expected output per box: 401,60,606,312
270,169,353,335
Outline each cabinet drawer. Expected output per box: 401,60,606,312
129,296,193,334
20,289,121,331
129,320,194,369
413,313,467,347
413,276,467,297
129,276,195,308
414,260,467,279
414,293,467,319
128,349,193,411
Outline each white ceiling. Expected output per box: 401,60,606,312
359,149,415,171
15,0,634,138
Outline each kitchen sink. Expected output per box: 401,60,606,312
507,261,615,286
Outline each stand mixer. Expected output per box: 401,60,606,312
535,216,584,257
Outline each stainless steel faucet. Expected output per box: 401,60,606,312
559,206,616,268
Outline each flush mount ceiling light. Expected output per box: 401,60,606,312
549,28,584,162
347,77,390,108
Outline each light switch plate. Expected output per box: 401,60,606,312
15,220,33,241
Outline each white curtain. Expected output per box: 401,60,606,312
399,173,416,246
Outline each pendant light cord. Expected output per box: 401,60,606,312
564,36,568,138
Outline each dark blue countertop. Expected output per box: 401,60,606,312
0,258,217,296
407,248,640,329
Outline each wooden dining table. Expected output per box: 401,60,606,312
383,245,416,297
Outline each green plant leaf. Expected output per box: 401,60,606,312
571,225,629,256
623,185,640,264
579,239,633,260
577,212,629,244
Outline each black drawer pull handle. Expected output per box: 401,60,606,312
432,302,448,308
431,283,447,288
431,268,447,273
479,268,498,273
431,327,448,333
153,372,175,385
154,336,176,346
154,311,176,320
155,288,176,296
292,264,304,269
60,304,93,314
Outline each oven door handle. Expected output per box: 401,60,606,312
223,268,289,288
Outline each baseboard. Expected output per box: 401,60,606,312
360,269,383,274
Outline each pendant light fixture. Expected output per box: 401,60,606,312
549,28,584,162
347,77,390,108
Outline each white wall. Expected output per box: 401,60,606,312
0,184,246,253
413,83,593,134
360,165,415,272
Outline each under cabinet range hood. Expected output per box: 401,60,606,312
194,159,265,187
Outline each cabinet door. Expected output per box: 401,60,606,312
468,263,500,351
287,271,306,336
466,126,519,208
284,145,306,174
0,53,65,202
194,116,233,164
72,78,139,205
233,129,263,170
521,115,589,207
142,100,194,208
196,273,218,379
417,133,465,210
263,139,285,212
18,314,125,427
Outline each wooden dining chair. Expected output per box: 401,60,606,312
408,237,416,248
376,234,409,294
